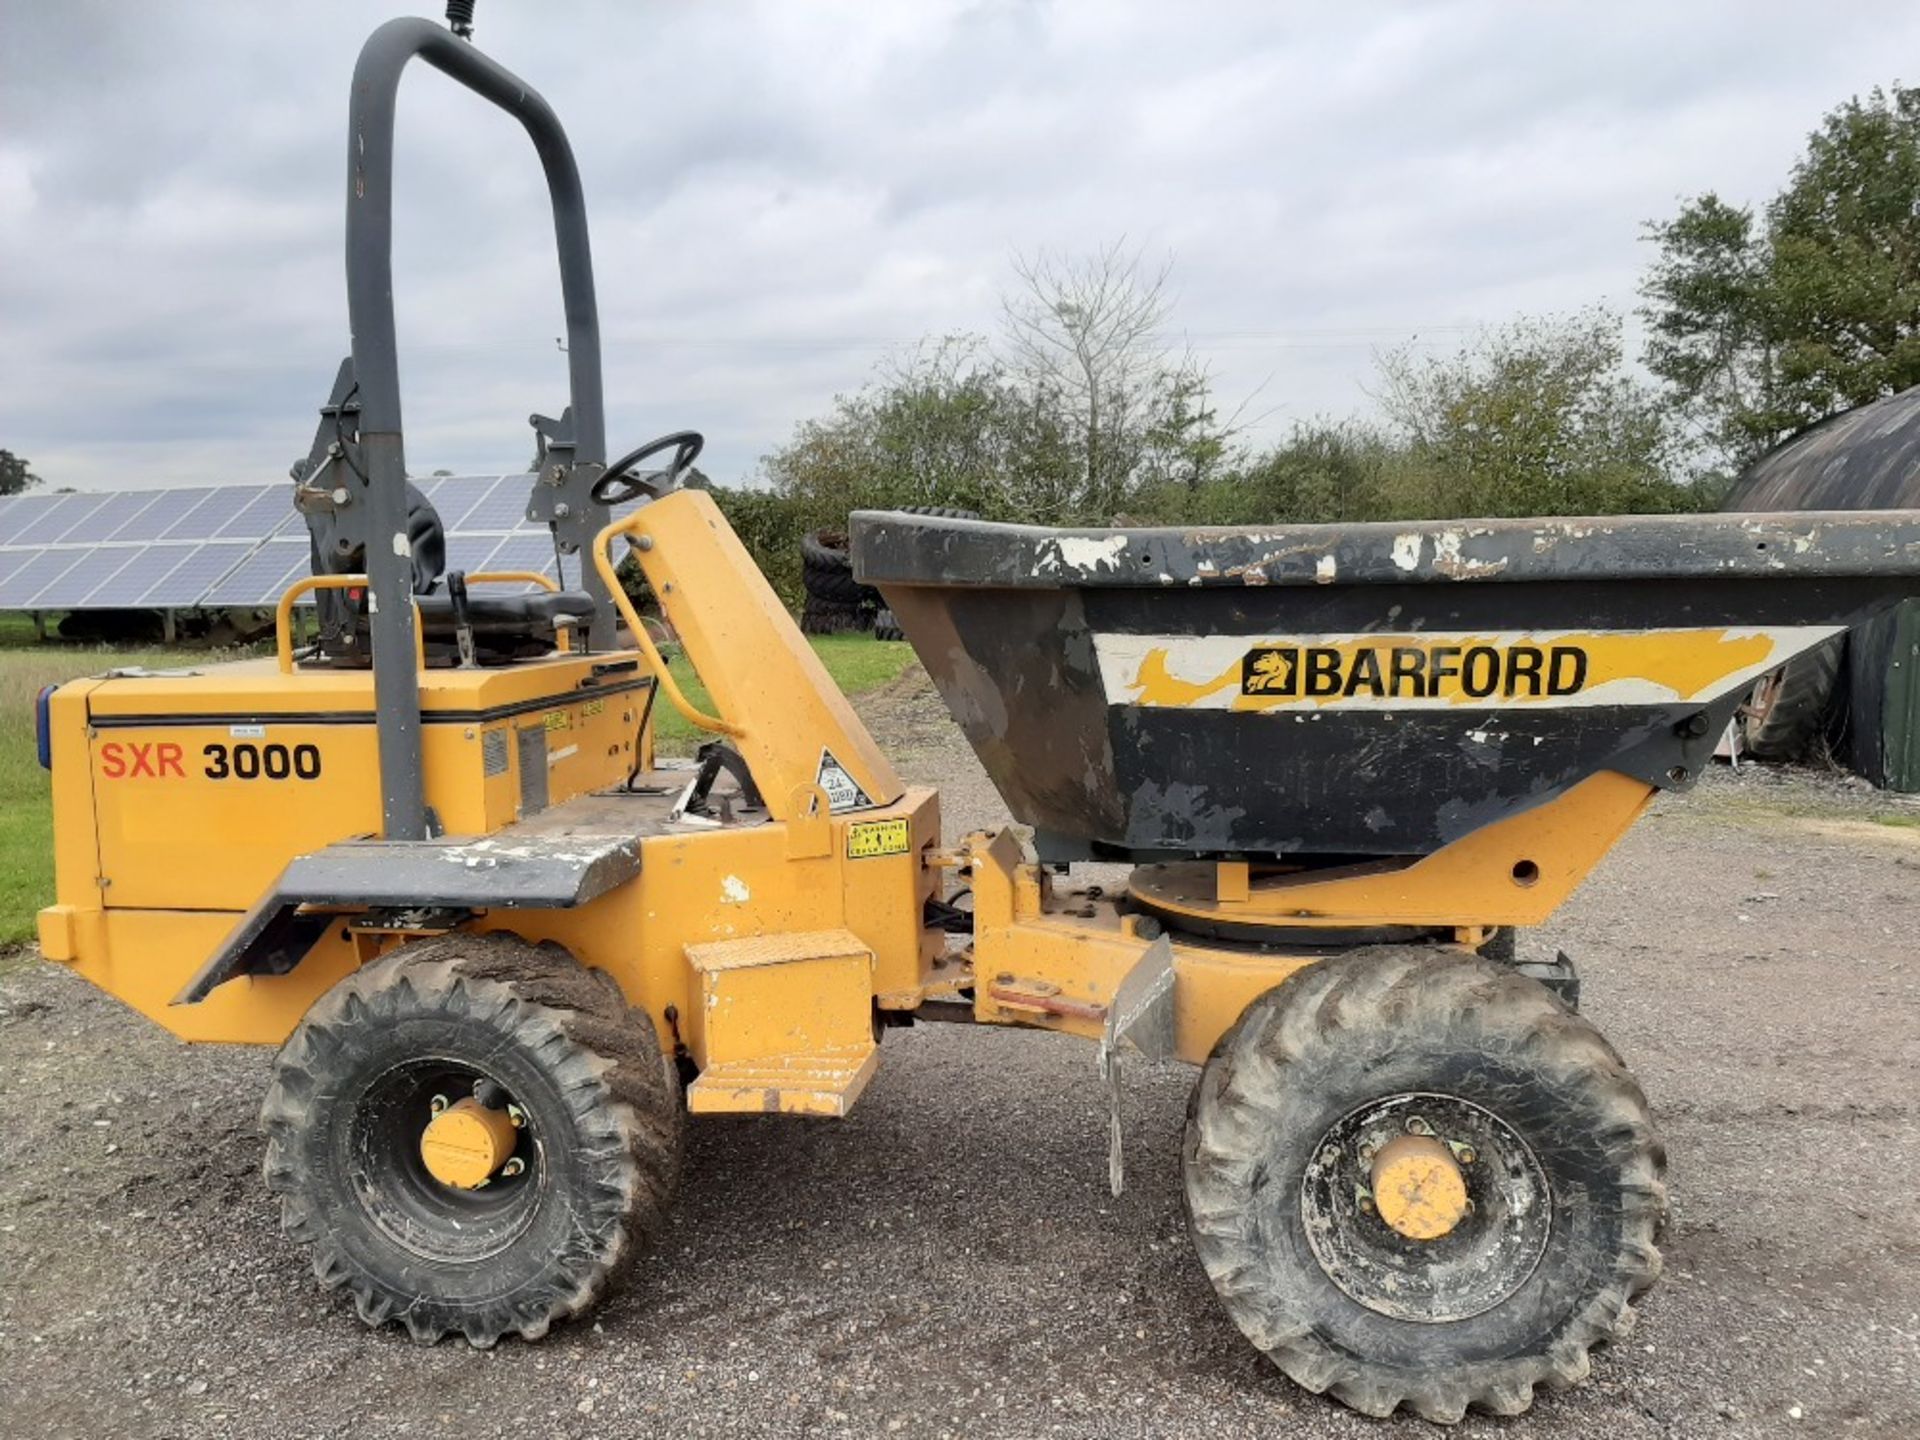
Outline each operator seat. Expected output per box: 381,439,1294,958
416,585,597,663
305,481,595,665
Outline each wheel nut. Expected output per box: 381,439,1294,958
501,1157,526,1178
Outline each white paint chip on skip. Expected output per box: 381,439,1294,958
720,875,750,904
1053,535,1132,570
1391,533,1422,571
1314,555,1337,583
391,531,412,557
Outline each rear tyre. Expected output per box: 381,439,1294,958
261,934,682,1346
873,607,905,642
1183,946,1665,1423
1740,636,1844,759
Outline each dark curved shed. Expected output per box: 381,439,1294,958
1723,385,1920,791
1724,385,1920,511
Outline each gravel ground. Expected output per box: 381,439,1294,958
2,671,1918,1440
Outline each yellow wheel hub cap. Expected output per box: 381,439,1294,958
419,1097,519,1189
1370,1134,1468,1241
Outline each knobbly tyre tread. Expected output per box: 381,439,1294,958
1182,945,1667,1424
800,596,869,635
802,510,979,607
1740,635,1844,759
800,529,875,606
260,933,683,1347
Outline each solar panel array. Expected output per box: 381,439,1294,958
0,475,620,611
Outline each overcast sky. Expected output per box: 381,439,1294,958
3,1,1916,493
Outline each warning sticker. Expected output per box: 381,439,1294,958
847,817,910,859
816,747,874,812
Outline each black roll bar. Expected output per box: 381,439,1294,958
343,16,614,840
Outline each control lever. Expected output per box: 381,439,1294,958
446,571,476,668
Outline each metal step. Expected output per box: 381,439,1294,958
686,1051,880,1118
682,928,878,1117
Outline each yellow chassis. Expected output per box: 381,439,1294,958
38,490,1653,1116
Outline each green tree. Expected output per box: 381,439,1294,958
1641,85,1920,467
1372,309,1693,517
760,335,1070,525
760,249,1238,530
1132,420,1394,526
0,449,40,496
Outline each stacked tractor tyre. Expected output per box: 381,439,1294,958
800,529,876,635
799,508,975,638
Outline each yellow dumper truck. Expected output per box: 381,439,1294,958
34,6,1920,1423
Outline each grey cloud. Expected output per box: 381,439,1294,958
3,0,1917,492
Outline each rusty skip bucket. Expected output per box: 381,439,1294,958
851,509,1920,863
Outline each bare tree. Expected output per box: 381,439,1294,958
1001,241,1186,516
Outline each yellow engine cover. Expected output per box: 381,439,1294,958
71,654,644,912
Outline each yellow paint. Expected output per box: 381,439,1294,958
43,485,939,1060
1125,628,1779,709
35,904,80,961
1129,770,1654,929
682,929,878,1115
418,1098,519,1189
1371,1135,1469,1241
64,653,638,912
45,783,938,1056
684,1051,882,1118
590,513,738,737
1132,646,1229,707
620,490,903,820
65,910,364,1043
966,828,1323,1064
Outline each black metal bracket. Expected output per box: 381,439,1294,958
525,407,607,563
292,357,369,570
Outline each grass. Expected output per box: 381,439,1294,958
1,642,188,950
0,633,918,948
651,633,917,751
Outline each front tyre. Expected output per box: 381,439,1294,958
1183,946,1665,1423
261,934,682,1345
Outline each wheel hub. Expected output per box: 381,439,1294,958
1369,1133,1469,1241
1300,1092,1551,1323
419,1095,520,1190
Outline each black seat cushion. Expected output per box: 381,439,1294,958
415,589,596,638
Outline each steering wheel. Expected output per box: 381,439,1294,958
590,430,705,506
